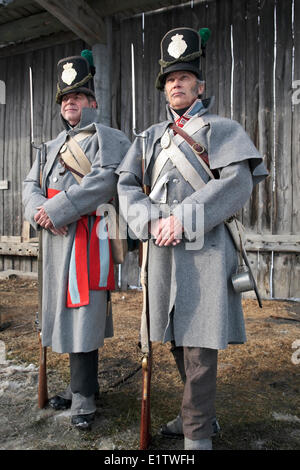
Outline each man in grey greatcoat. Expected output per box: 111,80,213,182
117,28,268,449
23,51,130,430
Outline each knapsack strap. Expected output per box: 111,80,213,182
59,131,95,183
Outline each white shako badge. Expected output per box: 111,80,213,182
61,62,77,86
167,34,188,59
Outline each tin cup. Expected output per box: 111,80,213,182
231,265,254,293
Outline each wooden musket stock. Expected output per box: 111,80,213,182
140,352,152,450
38,329,48,409
37,227,48,409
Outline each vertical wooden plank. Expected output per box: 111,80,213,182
292,0,300,235
42,45,56,143
273,253,293,299
291,0,300,298
273,0,293,298
111,17,122,130
244,252,271,299
232,0,246,128
257,0,274,235
204,0,219,110
144,10,167,128
290,254,300,299
216,0,232,118
243,0,260,230
191,0,209,93
132,16,144,134
0,57,7,238
3,55,15,236
14,54,23,236
93,19,112,127
245,0,259,143
120,15,131,136
273,0,293,235
19,52,33,243
231,0,247,229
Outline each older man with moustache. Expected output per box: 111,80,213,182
117,28,268,450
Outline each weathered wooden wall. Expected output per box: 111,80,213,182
0,0,299,299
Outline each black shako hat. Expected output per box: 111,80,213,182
156,27,207,91
56,50,96,104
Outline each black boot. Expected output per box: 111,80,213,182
48,395,72,410
71,413,95,431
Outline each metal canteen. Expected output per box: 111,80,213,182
231,265,254,293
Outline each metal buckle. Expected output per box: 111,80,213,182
192,142,205,155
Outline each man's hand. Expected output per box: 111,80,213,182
34,206,68,236
149,215,183,247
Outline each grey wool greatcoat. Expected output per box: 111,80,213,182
117,98,268,350
23,108,130,353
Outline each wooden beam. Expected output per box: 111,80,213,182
0,31,77,57
245,234,300,253
34,0,106,45
89,0,212,17
92,17,112,126
0,233,299,259
0,11,68,45
0,0,33,9
89,0,180,16
0,241,39,257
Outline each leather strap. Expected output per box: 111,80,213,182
170,123,219,179
155,130,206,192
170,123,209,164
59,157,85,180
59,132,93,184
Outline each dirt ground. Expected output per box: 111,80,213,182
0,276,299,451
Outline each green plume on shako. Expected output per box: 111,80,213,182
199,27,211,57
81,49,95,75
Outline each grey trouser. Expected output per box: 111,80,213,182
171,343,218,440
69,349,99,397
59,349,99,415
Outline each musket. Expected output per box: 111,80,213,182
29,66,48,409
131,44,152,450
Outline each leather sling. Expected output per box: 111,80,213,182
59,131,94,183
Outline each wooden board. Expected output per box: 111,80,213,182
257,0,274,234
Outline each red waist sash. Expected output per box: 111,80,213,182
47,188,115,308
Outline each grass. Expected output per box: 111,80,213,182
0,278,300,450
